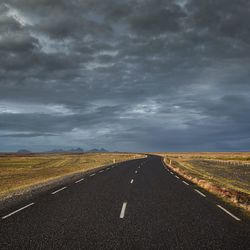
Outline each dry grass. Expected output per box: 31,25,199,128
0,152,143,198
156,152,250,213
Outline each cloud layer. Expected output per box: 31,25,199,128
0,0,250,152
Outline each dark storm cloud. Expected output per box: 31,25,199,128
0,31,39,53
129,0,186,35
0,0,250,152
187,0,250,43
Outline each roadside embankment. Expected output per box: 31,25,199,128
158,152,250,214
0,152,145,209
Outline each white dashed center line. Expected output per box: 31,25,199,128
130,179,134,184
2,203,35,220
217,205,241,221
175,175,180,179
51,187,67,195
75,178,84,183
90,173,96,177
182,181,189,186
120,202,127,219
99,170,104,173
194,189,206,197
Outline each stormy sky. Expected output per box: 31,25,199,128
0,0,250,152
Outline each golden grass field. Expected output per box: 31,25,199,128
0,152,143,199
157,152,250,212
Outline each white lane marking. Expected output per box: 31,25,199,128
130,179,134,184
99,170,104,173
75,178,84,183
2,203,35,220
195,189,206,197
135,170,138,174
120,202,127,219
170,172,174,175
175,175,180,179
217,205,241,221
182,181,189,186
52,187,67,195
90,173,96,177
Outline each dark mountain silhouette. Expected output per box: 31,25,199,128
47,148,84,153
87,148,108,153
15,147,109,154
17,149,31,154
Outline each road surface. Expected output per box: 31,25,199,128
0,155,249,249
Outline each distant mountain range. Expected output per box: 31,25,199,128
17,149,32,154
87,148,108,153
47,147,84,153
16,148,109,154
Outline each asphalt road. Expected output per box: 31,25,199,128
0,155,249,249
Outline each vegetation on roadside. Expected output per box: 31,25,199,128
0,152,144,198
156,152,250,213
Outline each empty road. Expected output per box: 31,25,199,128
0,156,249,249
